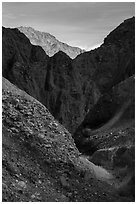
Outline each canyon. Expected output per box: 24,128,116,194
2,16,135,201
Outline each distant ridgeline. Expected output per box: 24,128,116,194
18,26,85,59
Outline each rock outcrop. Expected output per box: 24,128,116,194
18,26,85,59
90,145,135,198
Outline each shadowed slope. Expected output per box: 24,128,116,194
73,76,135,154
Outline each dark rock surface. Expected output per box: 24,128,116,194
2,26,98,133
73,17,135,93
90,145,135,198
89,145,134,169
3,77,130,202
73,76,135,154
18,26,85,59
2,26,49,102
73,74,135,199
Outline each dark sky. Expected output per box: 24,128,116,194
2,2,135,50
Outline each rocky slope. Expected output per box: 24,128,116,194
18,26,85,59
73,75,135,154
73,75,135,199
3,77,131,202
2,17,135,134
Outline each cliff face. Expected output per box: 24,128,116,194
2,26,98,133
73,17,135,94
2,26,49,101
2,17,135,134
18,26,85,59
72,17,135,152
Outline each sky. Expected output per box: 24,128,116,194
2,2,135,50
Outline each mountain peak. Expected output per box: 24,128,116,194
54,50,71,59
103,16,135,46
17,26,85,59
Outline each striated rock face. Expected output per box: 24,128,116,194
18,26,85,59
3,77,128,202
2,26,49,102
2,17,135,134
2,27,49,76
41,51,83,131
